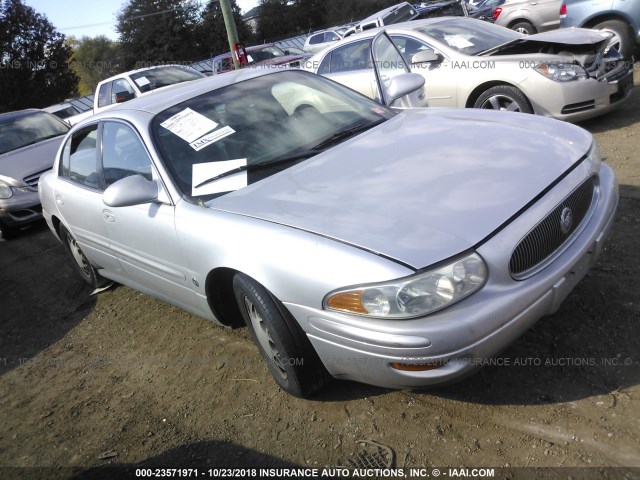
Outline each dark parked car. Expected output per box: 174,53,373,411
0,109,69,238
560,0,640,58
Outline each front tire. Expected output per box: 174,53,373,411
593,19,634,59
233,273,331,397
59,224,108,288
473,85,534,114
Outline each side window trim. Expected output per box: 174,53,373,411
99,119,173,205
60,122,102,191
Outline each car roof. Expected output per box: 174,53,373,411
317,16,486,45
97,64,201,85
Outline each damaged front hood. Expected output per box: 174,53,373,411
485,27,610,56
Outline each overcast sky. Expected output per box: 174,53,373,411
23,0,260,40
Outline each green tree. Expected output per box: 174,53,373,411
116,0,200,69
70,36,122,95
256,0,294,41
0,0,77,112
197,0,253,58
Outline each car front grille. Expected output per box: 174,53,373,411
23,168,51,188
509,176,597,279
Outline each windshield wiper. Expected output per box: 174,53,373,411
194,151,318,189
476,38,525,56
310,119,386,151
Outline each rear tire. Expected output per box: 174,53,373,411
233,273,331,397
473,85,534,114
593,19,634,59
59,224,108,288
511,21,536,35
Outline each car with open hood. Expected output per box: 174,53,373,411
305,17,633,122
39,43,617,396
210,44,309,75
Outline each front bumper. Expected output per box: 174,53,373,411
0,188,42,227
285,163,618,389
522,69,634,122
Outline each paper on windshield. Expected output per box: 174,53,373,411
160,108,219,143
134,76,151,87
443,35,474,49
192,158,247,196
190,126,236,151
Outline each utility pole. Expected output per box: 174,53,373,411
219,0,241,69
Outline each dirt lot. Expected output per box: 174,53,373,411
1,68,640,480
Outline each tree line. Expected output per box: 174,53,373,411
1,0,409,112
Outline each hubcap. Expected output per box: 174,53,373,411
66,233,91,277
515,27,529,34
242,295,288,379
480,94,522,112
599,28,621,55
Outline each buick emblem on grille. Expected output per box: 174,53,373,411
560,207,573,235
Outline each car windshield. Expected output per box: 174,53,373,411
415,18,522,55
247,45,287,63
130,66,205,93
152,70,394,202
0,111,69,155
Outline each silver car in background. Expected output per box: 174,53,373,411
493,0,562,34
39,63,617,397
0,109,69,239
305,17,633,121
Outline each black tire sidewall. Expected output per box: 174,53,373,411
59,224,102,288
511,22,535,35
474,85,534,114
595,19,634,59
232,273,329,397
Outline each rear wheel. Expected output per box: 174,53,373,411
233,273,331,397
473,85,533,114
511,21,536,35
593,19,634,59
59,224,108,288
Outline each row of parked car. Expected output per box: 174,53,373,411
302,0,640,59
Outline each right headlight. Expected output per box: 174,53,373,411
0,179,13,199
324,252,487,319
534,62,588,82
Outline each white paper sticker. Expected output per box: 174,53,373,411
443,35,474,49
247,54,254,63
192,159,247,196
134,76,151,87
189,126,236,151
160,108,219,143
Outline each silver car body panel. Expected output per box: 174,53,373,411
209,107,592,269
39,69,617,389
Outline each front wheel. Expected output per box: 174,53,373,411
232,273,331,397
59,224,108,288
473,85,534,114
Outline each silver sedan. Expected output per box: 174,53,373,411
39,67,617,397
304,17,634,122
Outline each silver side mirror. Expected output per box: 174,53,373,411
103,174,158,207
